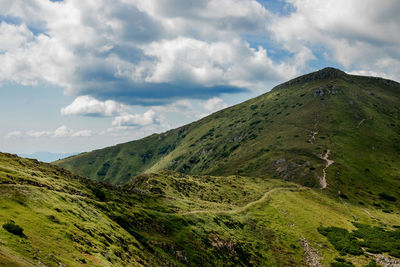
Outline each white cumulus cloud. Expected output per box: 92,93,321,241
71,130,93,137
112,110,159,127
141,37,295,90
269,0,400,79
61,95,129,117
0,0,305,106
26,125,92,138
204,97,228,112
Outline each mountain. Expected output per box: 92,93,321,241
3,68,400,266
55,67,400,207
18,151,78,163
2,152,400,266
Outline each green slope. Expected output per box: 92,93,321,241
2,152,400,266
55,68,400,206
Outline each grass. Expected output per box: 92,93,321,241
2,151,400,266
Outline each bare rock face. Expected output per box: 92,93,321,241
314,84,339,97
314,89,324,97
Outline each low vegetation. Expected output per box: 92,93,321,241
1,152,400,266
2,222,25,237
319,223,400,258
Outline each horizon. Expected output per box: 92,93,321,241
1,0,400,157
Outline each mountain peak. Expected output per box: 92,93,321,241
314,67,346,76
274,67,348,90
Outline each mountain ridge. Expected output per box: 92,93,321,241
55,67,400,207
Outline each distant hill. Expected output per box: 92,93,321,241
2,152,400,266
19,151,77,163
55,67,400,206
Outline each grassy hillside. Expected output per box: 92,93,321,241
2,152,400,266
56,68,400,207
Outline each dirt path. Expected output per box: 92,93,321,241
320,149,334,189
309,130,319,144
308,114,319,144
357,118,366,128
300,238,323,267
179,186,303,216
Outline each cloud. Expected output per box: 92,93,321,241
140,37,292,90
0,22,33,51
71,130,92,137
26,125,92,138
2,0,400,111
5,131,22,139
0,0,300,106
0,25,74,87
61,95,129,117
196,97,229,118
269,0,400,79
112,110,159,127
26,130,53,138
204,97,228,112
53,125,72,138
152,99,192,113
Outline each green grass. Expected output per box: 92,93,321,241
2,151,400,266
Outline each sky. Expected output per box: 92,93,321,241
1,0,400,156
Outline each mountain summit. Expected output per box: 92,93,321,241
274,67,347,89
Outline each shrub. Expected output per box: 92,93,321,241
91,187,106,201
332,257,355,267
2,222,25,237
363,260,381,267
47,215,61,224
317,226,362,255
97,162,111,176
331,262,354,267
250,104,258,110
320,223,400,259
378,192,396,202
250,120,262,126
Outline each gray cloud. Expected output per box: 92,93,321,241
0,0,296,107
2,0,400,111
269,0,400,78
